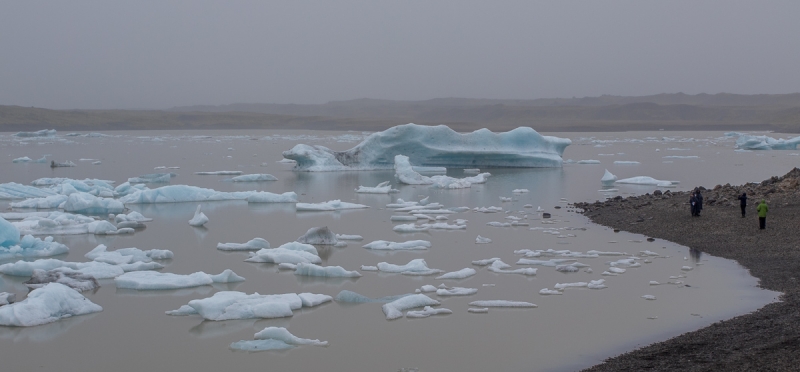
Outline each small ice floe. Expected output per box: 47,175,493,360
15,129,57,137
523,204,533,208
474,206,503,213
296,200,369,211
119,185,297,204
539,288,562,295
499,197,512,202
154,166,180,170
421,222,465,230
0,283,103,326
296,226,339,245
468,308,489,313
463,168,481,174
468,300,537,308
230,327,328,352
601,169,618,186
639,250,660,257
24,269,99,292
435,268,476,280
376,258,442,276
114,269,244,290
395,155,491,189
334,290,413,304
85,244,173,264
294,263,361,278
472,258,502,266
607,267,626,274
363,240,431,251
419,285,438,293
487,222,511,227
62,192,124,214
50,160,76,168
0,226,69,260
217,238,270,251
516,258,577,267
436,286,478,296
114,211,153,224
615,176,679,187
245,242,321,264
649,281,660,285
577,160,600,164
488,260,537,275
393,224,429,233
512,189,529,193
382,294,441,320
128,173,175,184
188,205,209,227
12,156,33,163
227,174,278,182
555,264,584,273
336,234,363,241
614,161,640,165
681,266,693,271
642,295,656,300
168,291,328,320
608,258,641,268
475,235,492,244
406,306,453,318
194,171,243,175
355,181,398,194
585,250,626,256
359,265,378,271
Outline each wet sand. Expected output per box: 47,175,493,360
576,168,800,371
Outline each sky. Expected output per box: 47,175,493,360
1,1,799,109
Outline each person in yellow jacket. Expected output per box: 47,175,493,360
757,200,768,230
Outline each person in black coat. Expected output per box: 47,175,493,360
738,192,747,218
690,193,698,216
695,190,703,216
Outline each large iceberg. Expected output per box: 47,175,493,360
283,124,571,171
729,132,800,150
119,185,297,204
0,283,102,326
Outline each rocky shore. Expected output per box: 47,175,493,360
575,168,800,372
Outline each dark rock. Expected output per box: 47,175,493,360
653,190,663,196
542,213,551,219
554,206,561,209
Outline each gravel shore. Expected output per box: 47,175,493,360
575,168,800,372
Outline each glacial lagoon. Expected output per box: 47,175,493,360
0,129,791,371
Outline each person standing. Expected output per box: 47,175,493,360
695,190,703,216
690,193,698,216
757,199,768,230
738,192,747,218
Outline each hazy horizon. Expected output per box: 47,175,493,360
2,1,799,110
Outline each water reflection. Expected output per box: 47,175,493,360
0,313,98,342
690,248,703,263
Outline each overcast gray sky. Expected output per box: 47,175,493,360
1,1,799,109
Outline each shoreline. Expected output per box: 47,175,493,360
576,168,800,371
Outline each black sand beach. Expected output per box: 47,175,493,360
576,168,800,371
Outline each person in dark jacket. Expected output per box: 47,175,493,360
738,192,747,217
690,193,698,216
695,190,703,216
757,200,768,230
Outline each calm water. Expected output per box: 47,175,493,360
0,129,789,372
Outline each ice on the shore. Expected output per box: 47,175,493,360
283,124,571,171
395,155,491,189
436,287,478,296
435,268,476,280
227,174,278,182
334,290,413,303
294,263,361,278
468,300,537,308
475,235,492,244
114,269,244,290
230,327,328,351
24,269,100,292
601,169,618,186
363,240,431,251
615,176,679,187
729,132,800,150
195,171,243,175
355,181,398,194
188,205,209,227
296,200,369,211
382,294,441,320
245,242,321,264
377,258,442,276
0,283,102,326
217,238,270,251
296,226,339,245
128,173,175,183
119,185,297,204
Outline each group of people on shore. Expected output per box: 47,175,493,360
692,189,768,229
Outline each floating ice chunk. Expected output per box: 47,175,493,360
436,287,478,296
463,168,481,173
217,238,270,251
607,267,626,274
298,293,332,307
423,222,466,230
296,226,338,245
12,156,33,163
360,265,378,271
24,269,99,292
420,285,438,293
468,308,489,313
487,222,511,227
228,174,278,182
335,234,363,241
516,258,576,267
639,250,660,257
512,189,529,193
377,258,442,276
296,200,369,211
382,294,440,320
0,292,15,306
601,271,618,276
195,171,242,175
731,133,800,150
50,160,76,167
554,282,588,290
555,265,581,273
681,266,693,271
608,258,641,268
84,244,172,264
174,292,305,320
334,290,413,303
0,234,69,260
601,169,618,186
246,242,321,264
119,185,297,204
188,205,209,227
114,211,152,223
586,250,626,256
587,279,607,289
614,161,640,165
649,281,660,285
114,269,244,290
355,181,398,194
616,176,678,187
0,283,102,326
60,193,124,214
394,155,490,188
15,129,56,137
363,240,431,251
393,223,429,233
468,300,537,308
284,124,571,171
578,160,600,164
232,326,329,350
294,263,361,278
406,306,453,318
642,295,656,300
539,288,562,295
475,235,492,244
128,173,174,183
662,155,699,159
435,268,476,280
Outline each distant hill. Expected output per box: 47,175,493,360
2,93,800,133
